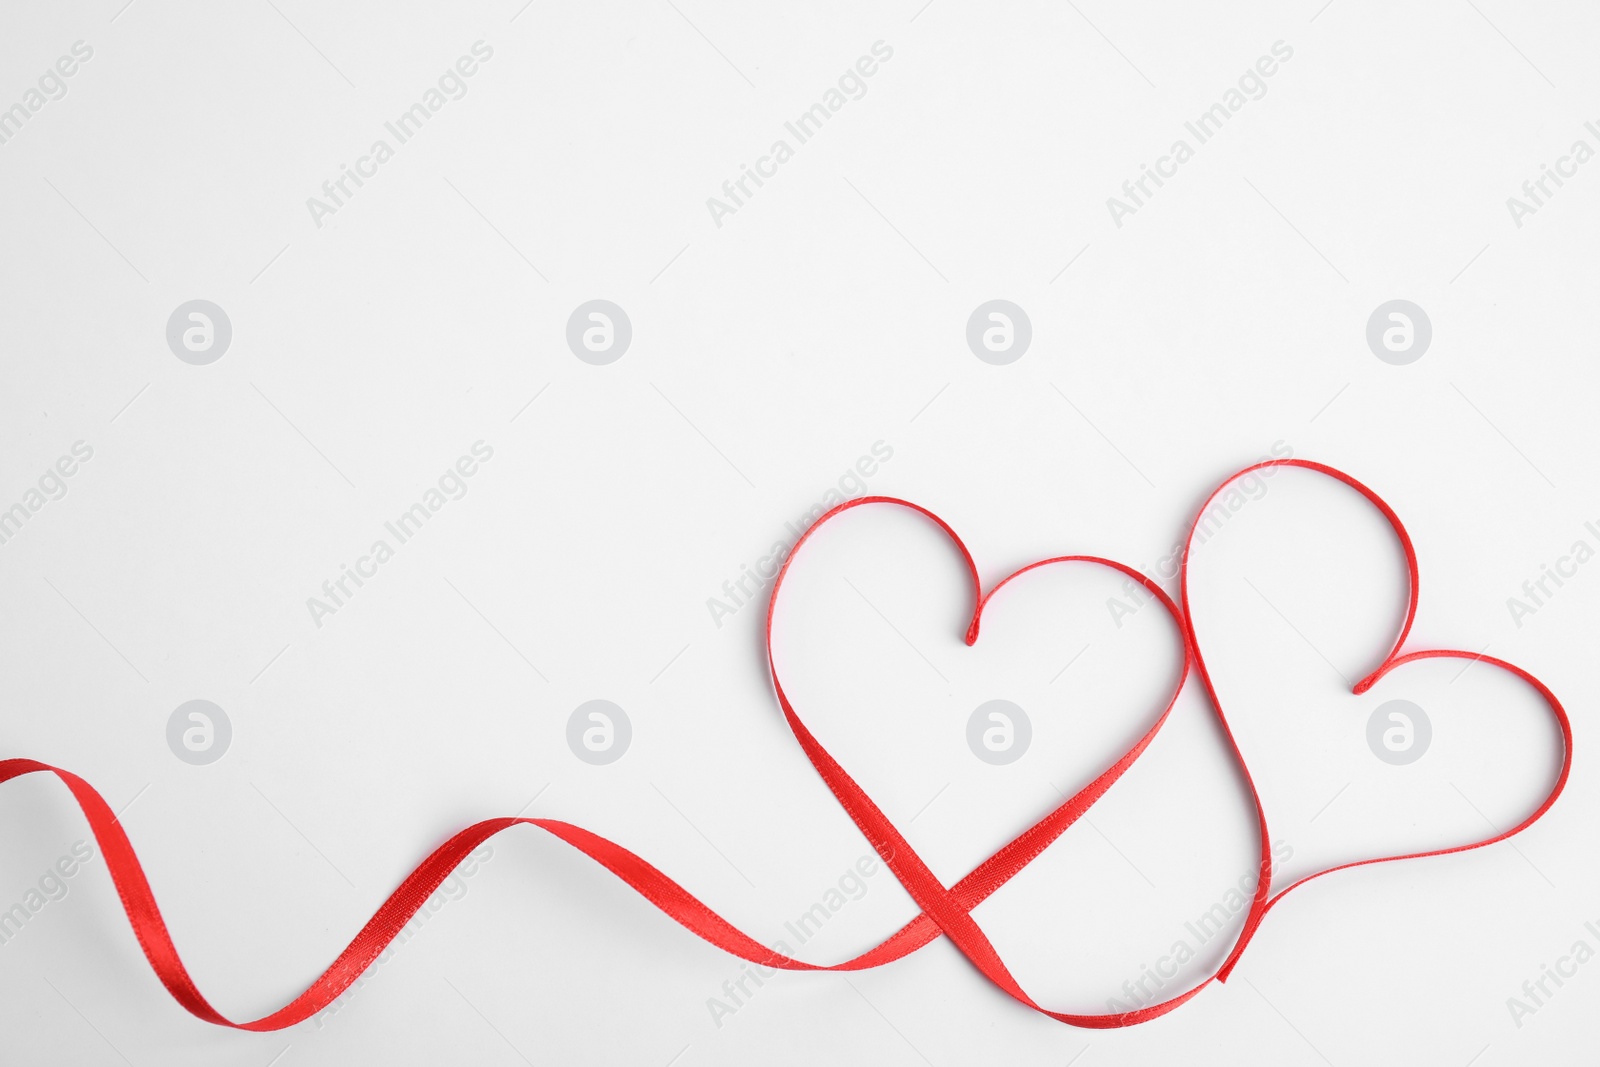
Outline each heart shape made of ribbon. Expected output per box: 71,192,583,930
1178,459,1573,984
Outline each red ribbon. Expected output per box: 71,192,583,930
0,459,1571,1031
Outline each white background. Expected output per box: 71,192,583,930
0,1,1596,1064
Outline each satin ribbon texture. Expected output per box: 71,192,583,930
0,458,1571,1031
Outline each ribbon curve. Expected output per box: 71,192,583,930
0,460,1571,1031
